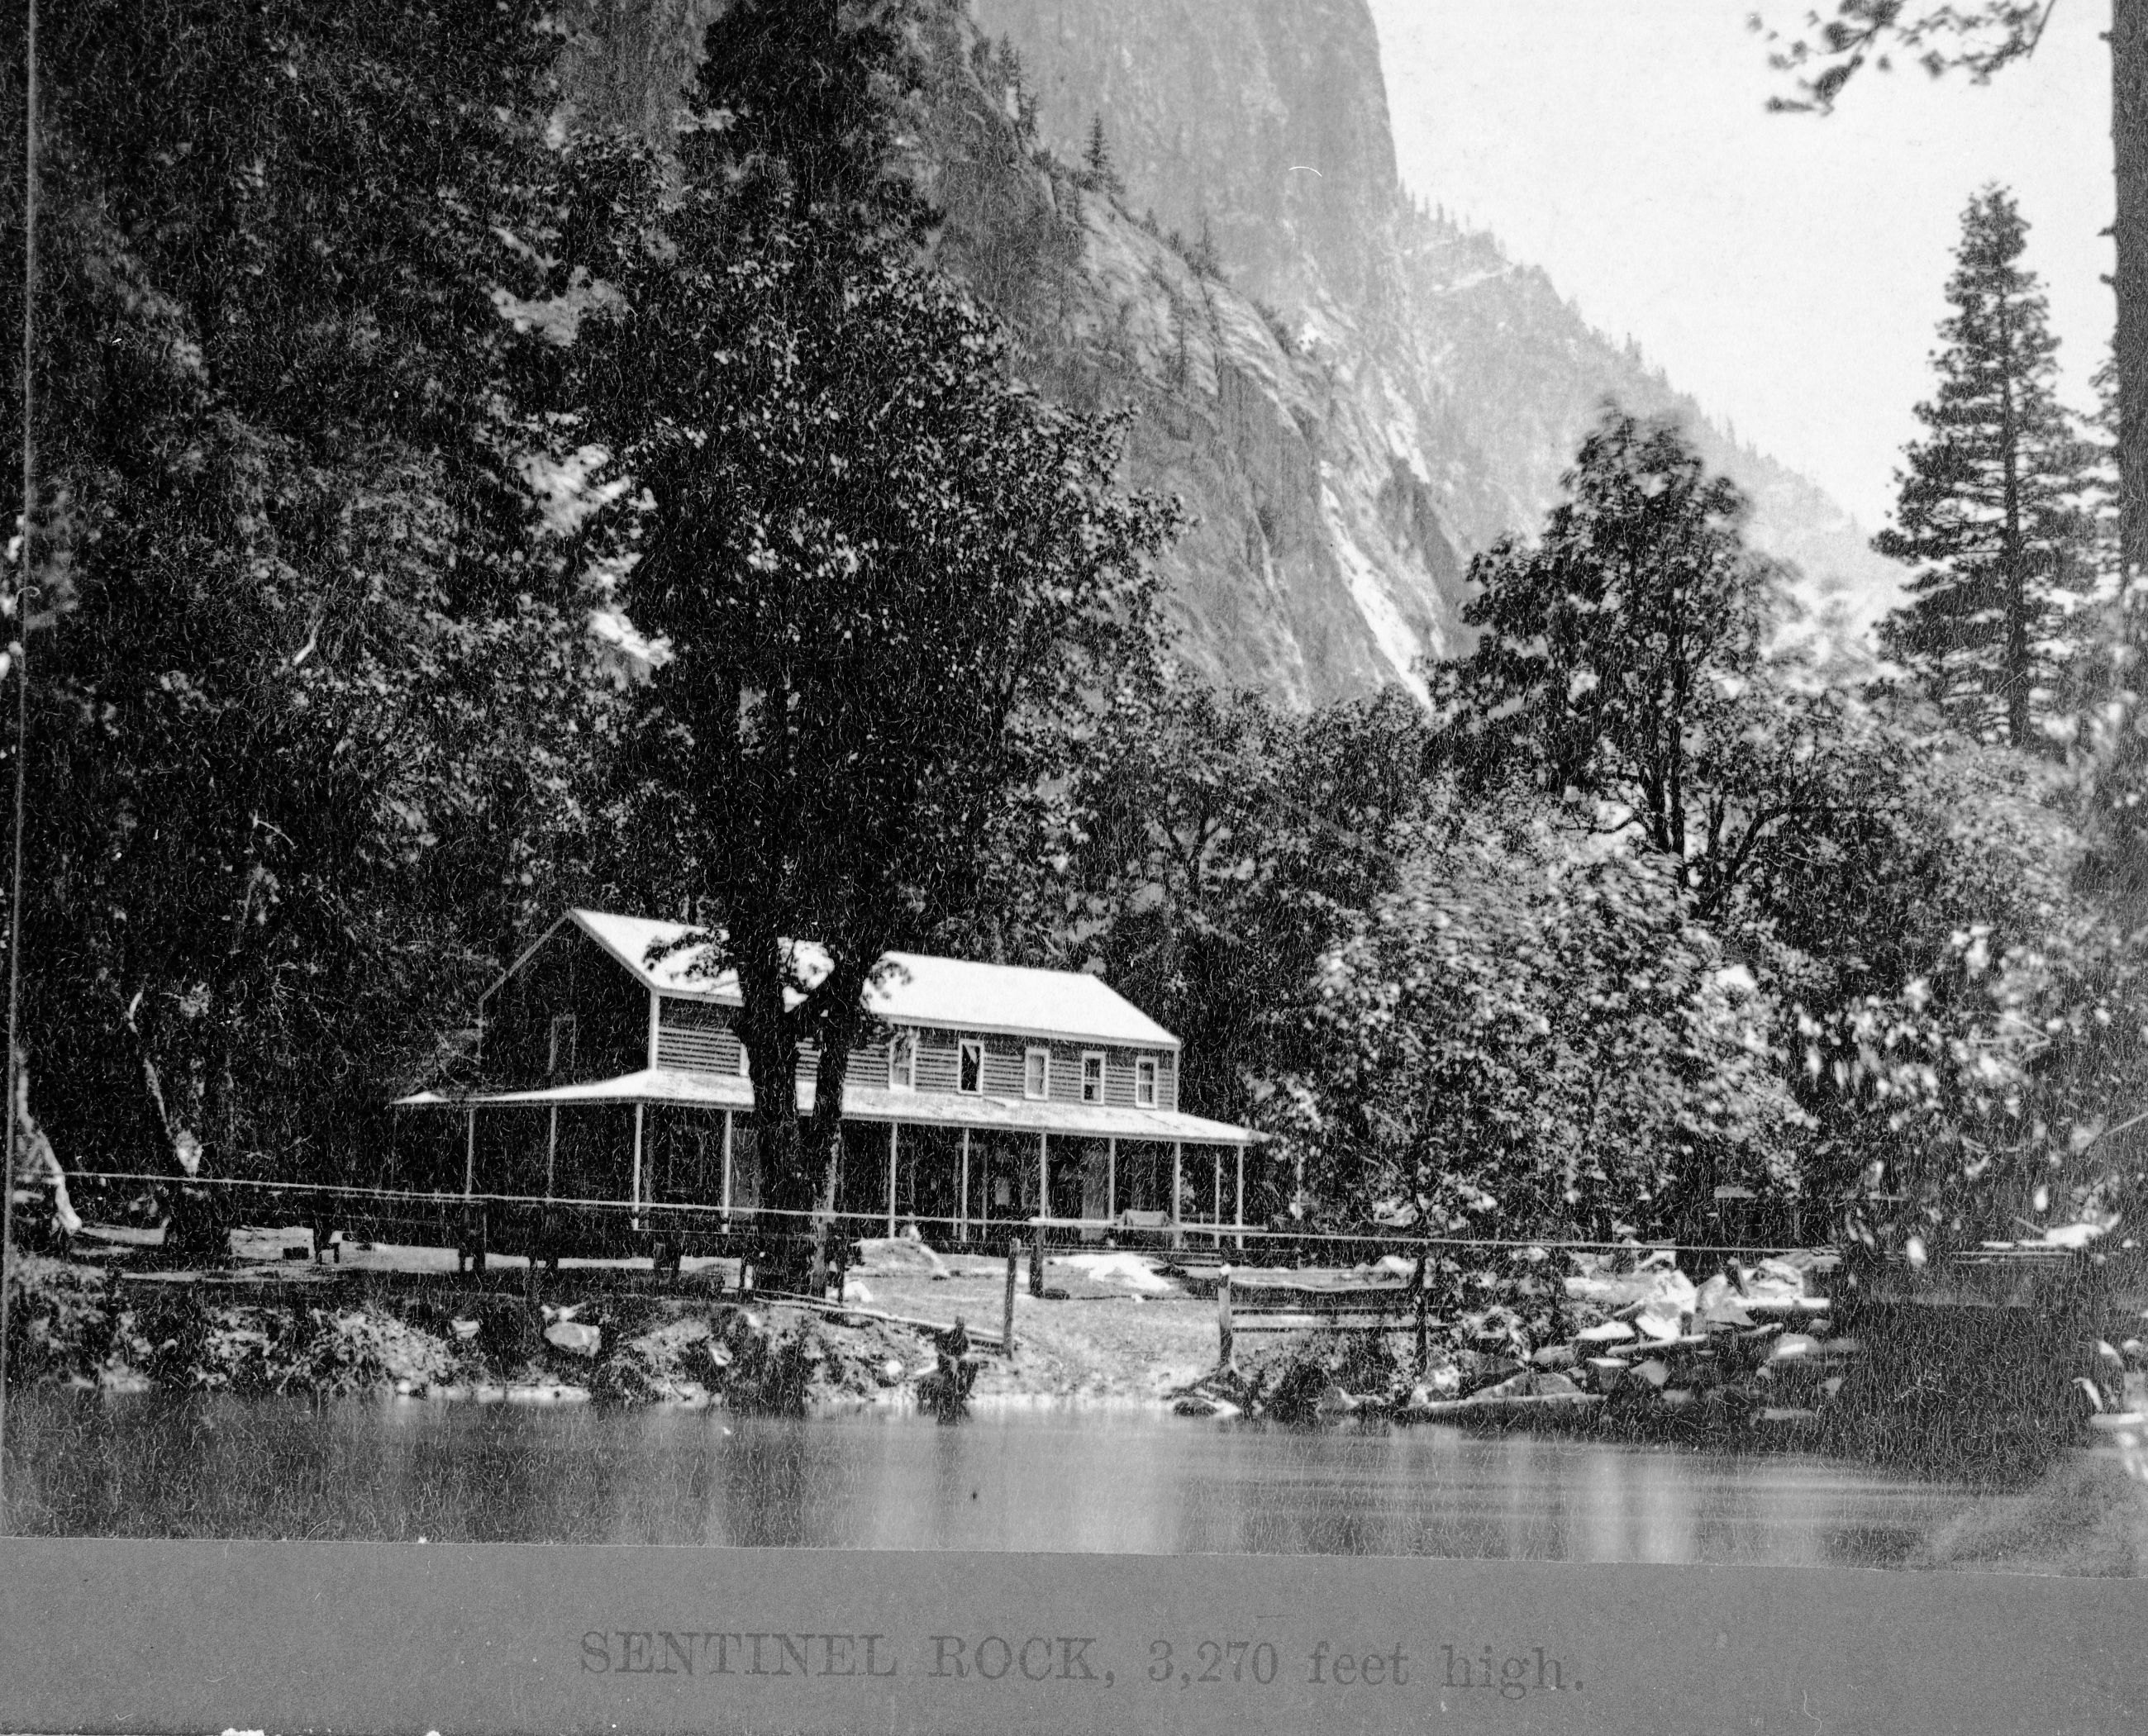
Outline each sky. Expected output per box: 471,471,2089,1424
1368,0,2114,530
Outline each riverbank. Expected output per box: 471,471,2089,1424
0,1232,2119,1482
0,1240,1229,1410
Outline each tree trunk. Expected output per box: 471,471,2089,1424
1998,310,2030,748
736,935,811,1287
2115,0,2148,588
801,953,877,1287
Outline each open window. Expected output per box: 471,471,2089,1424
958,1038,984,1095
1135,1056,1157,1108
888,1030,917,1092
1024,1047,1050,1100
548,1013,578,1077
1081,1052,1106,1104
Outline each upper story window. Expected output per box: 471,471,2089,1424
1081,1053,1106,1104
888,1030,917,1092
1135,1056,1157,1108
549,1013,578,1077
958,1038,984,1095
1024,1047,1050,1101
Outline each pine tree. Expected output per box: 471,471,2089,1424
1875,186,2096,751
1082,112,1122,197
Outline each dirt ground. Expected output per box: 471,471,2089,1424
840,1245,1226,1401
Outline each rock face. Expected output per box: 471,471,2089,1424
560,0,1903,705
953,0,1902,702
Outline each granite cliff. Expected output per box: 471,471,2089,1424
561,0,1901,704
948,0,1900,702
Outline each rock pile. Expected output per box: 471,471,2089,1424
1171,1251,1853,1436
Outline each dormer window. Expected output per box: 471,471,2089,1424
1135,1057,1157,1108
888,1030,917,1092
1081,1052,1105,1104
1024,1047,1050,1100
549,1013,578,1077
958,1038,984,1095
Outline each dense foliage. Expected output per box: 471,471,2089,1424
5,1,617,1190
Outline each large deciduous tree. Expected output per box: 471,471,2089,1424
1435,407,1891,919
2,1,617,1199
1874,187,2096,749
557,6,1178,1273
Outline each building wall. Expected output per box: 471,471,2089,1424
653,1000,1177,1109
483,923,648,1091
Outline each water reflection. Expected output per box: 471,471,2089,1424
0,1387,2051,1566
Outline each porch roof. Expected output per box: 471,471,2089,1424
395,1067,1261,1147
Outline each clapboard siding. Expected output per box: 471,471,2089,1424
648,996,1177,1106
483,924,647,1092
916,1030,960,1092
657,1024,741,1075
981,1035,1026,1096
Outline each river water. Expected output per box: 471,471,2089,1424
7,1386,2101,1567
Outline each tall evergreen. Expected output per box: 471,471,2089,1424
1875,187,2095,750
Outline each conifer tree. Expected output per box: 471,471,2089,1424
1082,113,1122,197
1875,187,2095,750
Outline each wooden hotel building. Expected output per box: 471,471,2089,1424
393,909,1260,1261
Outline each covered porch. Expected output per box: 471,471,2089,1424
393,1067,1263,1249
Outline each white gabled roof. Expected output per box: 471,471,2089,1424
863,952,1178,1049
560,909,1179,1050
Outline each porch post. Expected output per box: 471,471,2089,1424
1107,1136,1117,1225
721,1110,734,1221
1212,1147,1222,1248
463,1107,476,1199
959,1129,970,1242
1236,1144,1245,1252
1039,1131,1050,1227
631,1103,645,1220
887,1120,899,1237
546,1106,559,1199
1172,1140,1184,1251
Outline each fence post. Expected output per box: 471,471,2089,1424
1003,1239,1018,1359
1217,1265,1235,1370
523,1246,541,1348
1412,1243,1429,1375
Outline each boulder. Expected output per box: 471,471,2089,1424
1584,1357,1630,1394
1314,1382,1361,1417
544,1319,602,1358
1475,1370,1583,1401
1745,1258,1809,1304
1531,1344,1578,1370
1577,1320,1636,1344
